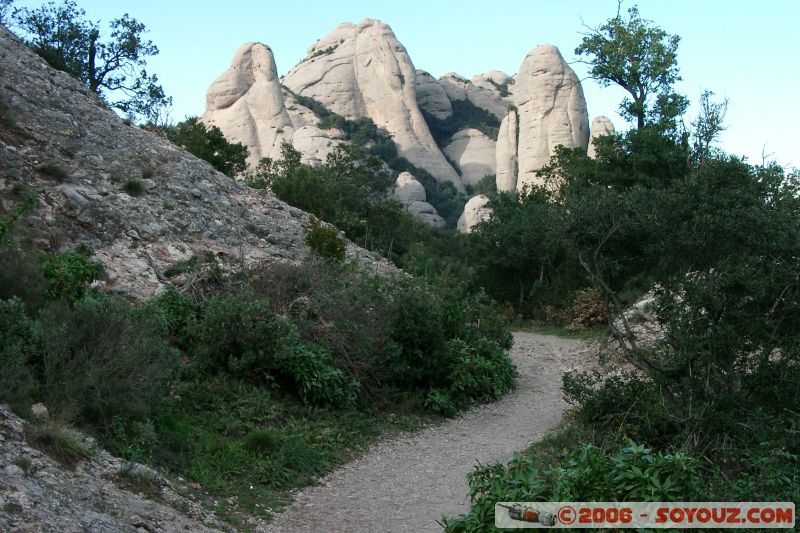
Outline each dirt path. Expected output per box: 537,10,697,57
265,332,595,533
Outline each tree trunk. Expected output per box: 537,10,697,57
87,29,99,93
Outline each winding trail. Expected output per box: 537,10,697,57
265,332,595,532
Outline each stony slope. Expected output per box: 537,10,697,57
0,406,233,532
0,26,392,300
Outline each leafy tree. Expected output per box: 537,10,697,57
468,188,582,313
12,0,170,123
169,117,248,177
691,90,728,168
576,5,686,129
0,0,15,25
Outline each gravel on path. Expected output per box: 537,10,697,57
265,332,595,532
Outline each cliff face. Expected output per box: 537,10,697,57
0,27,392,300
512,44,589,190
201,22,598,232
201,42,295,166
282,19,463,190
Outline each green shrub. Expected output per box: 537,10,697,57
0,247,47,312
190,290,296,379
38,245,104,303
388,285,448,388
123,178,145,196
0,298,41,412
444,439,704,531
25,421,91,467
37,162,68,181
146,285,196,349
284,343,358,407
305,219,346,261
168,117,248,177
447,338,516,403
39,294,180,432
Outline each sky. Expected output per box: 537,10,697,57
11,0,800,168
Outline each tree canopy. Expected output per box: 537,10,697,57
12,0,171,124
575,5,686,129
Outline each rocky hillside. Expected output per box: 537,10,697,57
202,19,616,231
0,406,234,532
0,26,392,300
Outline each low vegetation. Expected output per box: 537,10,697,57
446,5,800,528
0,201,514,524
421,98,501,145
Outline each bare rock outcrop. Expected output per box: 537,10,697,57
291,125,343,166
392,172,445,228
201,42,294,166
415,69,453,119
514,44,589,190
457,194,492,233
588,115,615,159
442,128,496,186
0,26,394,301
0,405,234,531
495,110,518,192
283,88,320,129
283,20,462,190
439,72,510,120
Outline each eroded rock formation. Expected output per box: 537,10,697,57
201,42,294,166
457,194,492,233
415,69,453,119
283,19,462,190
442,129,496,186
392,172,445,228
513,44,589,190
588,115,615,159
495,110,518,192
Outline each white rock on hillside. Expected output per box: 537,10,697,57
442,128,497,186
393,171,427,202
291,126,343,166
457,194,492,233
201,42,294,166
439,72,510,120
514,44,589,190
283,19,463,191
392,172,445,228
415,69,453,119
495,109,518,192
283,88,320,129
588,115,615,159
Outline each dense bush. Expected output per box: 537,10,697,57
166,117,248,176
422,98,501,146
305,219,346,261
39,295,180,432
38,245,104,303
0,298,42,412
444,438,704,531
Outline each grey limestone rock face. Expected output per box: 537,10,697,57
414,69,453,119
201,42,295,166
514,44,589,191
291,125,343,167
457,194,492,233
283,19,463,191
442,128,497,186
495,109,518,192
439,72,511,121
392,172,445,228
588,115,615,159
0,26,395,301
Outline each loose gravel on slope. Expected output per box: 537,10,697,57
265,332,595,533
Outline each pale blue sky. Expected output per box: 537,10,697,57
12,1,800,167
